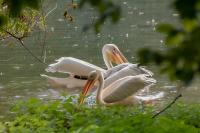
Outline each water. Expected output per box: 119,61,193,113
0,0,199,118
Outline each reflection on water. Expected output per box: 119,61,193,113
0,0,199,118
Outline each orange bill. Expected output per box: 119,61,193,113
112,50,128,64
79,79,95,104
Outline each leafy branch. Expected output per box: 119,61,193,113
138,0,200,84
79,0,121,33
2,29,46,64
0,0,50,64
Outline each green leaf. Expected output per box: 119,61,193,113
156,24,175,34
174,0,197,19
166,32,184,45
111,6,121,23
24,0,41,9
0,15,8,27
182,18,198,32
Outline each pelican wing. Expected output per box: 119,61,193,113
103,76,154,103
41,74,87,93
104,63,130,79
104,64,154,88
139,66,154,76
128,64,153,76
46,57,105,75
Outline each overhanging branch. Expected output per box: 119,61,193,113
2,29,47,65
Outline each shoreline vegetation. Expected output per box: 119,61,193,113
0,97,199,132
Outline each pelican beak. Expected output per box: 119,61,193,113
79,79,95,104
111,50,128,64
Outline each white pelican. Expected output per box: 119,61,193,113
42,63,154,93
79,70,156,105
42,44,129,89
45,44,128,76
42,44,154,92
102,44,128,69
41,63,129,91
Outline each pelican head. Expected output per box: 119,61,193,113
79,70,102,104
102,44,128,69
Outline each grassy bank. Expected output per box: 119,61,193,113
0,97,200,133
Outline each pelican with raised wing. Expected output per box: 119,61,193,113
43,44,129,89
42,63,154,94
79,70,156,105
45,44,128,75
42,44,154,92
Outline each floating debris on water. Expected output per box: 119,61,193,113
130,25,137,28
64,36,71,39
172,13,179,17
97,33,101,38
120,17,126,21
128,6,132,9
0,72,4,76
123,2,127,5
126,33,129,38
58,18,64,22
128,11,133,15
14,95,22,99
152,19,155,23
74,26,78,31
13,66,20,70
139,12,144,15
0,85,3,89
51,27,55,32
72,44,79,47
38,94,48,97
146,21,151,25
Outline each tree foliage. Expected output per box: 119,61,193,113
4,0,41,18
138,0,200,84
0,0,44,43
79,0,121,33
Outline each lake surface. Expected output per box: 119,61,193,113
0,0,199,119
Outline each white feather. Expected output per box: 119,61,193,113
104,64,154,88
103,75,155,103
46,57,105,75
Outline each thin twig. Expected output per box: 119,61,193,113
2,29,47,65
40,27,47,59
19,39,47,65
43,48,47,63
152,82,184,118
44,3,57,19
152,94,182,118
40,4,47,60
38,1,58,61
